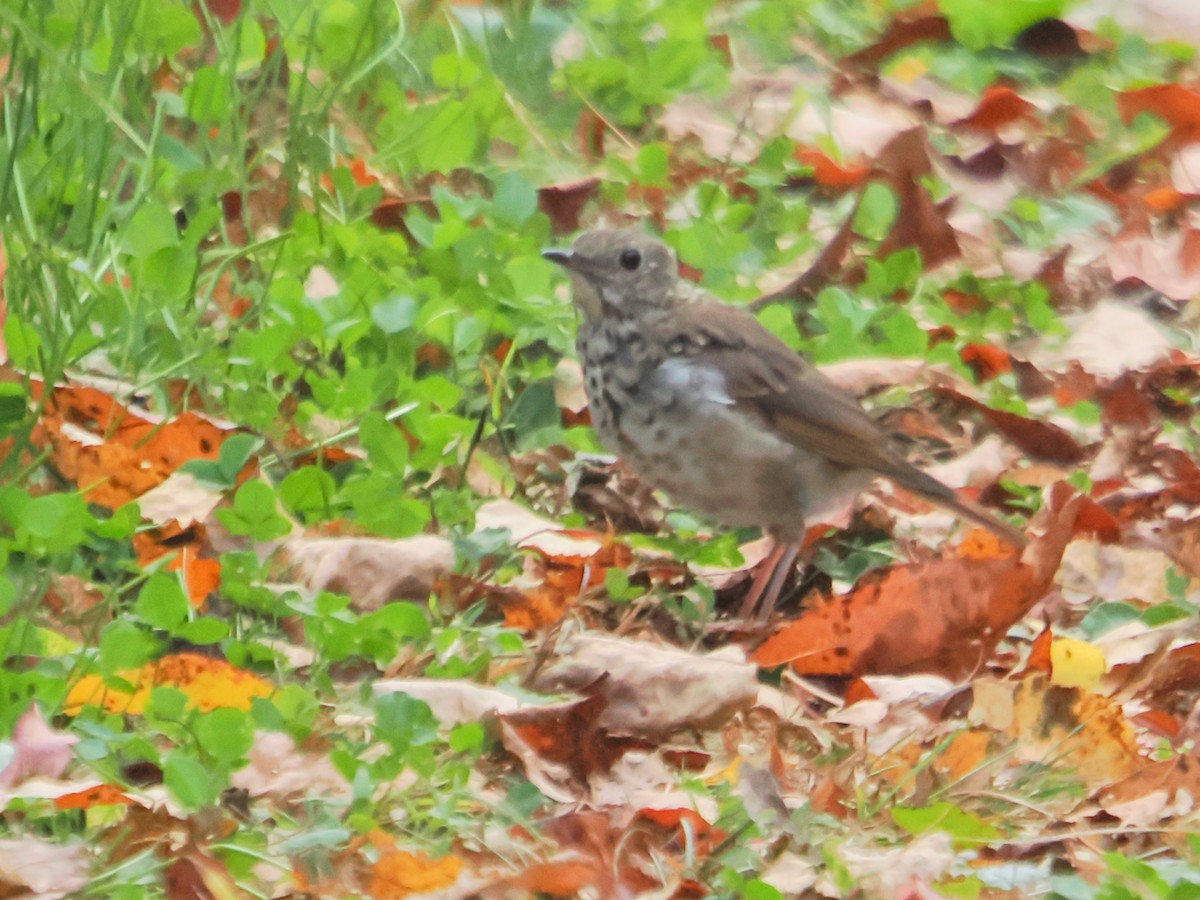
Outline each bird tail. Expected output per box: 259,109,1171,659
889,463,1029,549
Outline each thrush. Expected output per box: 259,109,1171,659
543,229,1027,620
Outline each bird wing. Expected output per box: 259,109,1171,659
645,301,1027,547
648,301,935,486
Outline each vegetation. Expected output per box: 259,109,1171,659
2,0,1200,895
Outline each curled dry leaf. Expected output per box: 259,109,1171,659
0,707,78,789
840,14,952,71
972,673,1141,789
931,385,1086,464
498,689,639,803
136,472,224,526
0,838,89,900
952,85,1038,133
753,485,1081,680
372,678,523,727
538,177,600,236
285,534,453,611
1099,755,1200,825
1059,538,1180,605
531,634,759,739
231,732,351,803
1107,228,1200,301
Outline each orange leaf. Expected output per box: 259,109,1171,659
753,489,1080,679
960,343,1011,381
367,847,462,899
794,147,870,189
37,385,229,508
954,85,1037,132
167,551,221,609
1117,83,1200,142
55,784,135,810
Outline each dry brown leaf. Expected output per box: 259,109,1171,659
285,534,453,611
973,674,1141,788
498,689,639,803
1099,755,1200,825
231,732,351,803
932,385,1086,464
372,678,523,726
538,177,600,235
0,707,78,789
0,837,89,899
531,634,759,739
1108,227,1200,301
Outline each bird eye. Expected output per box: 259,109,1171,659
619,249,642,271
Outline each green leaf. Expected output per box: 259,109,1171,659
164,752,222,809
172,618,229,644
741,881,784,900
217,481,292,541
1080,601,1140,639
279,466,336,520
182,65,230,125
371,295,418,334
0,576,14,617
937,0,1066,49
359,412,410,475
0,489,90,554
194,708,253,762
146,687,189,721
448,721,485,753
492,172,537,226
121,202,180,258
0,383,27,429
181,433,263,488
99,621,158,677
363,601,432,642
374,691,438,756
892,801,1002,846
853,182,898,241
637,143,670,187
135,573,189,631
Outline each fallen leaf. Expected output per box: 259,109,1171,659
531,634,758,738
499,688,637,803
0,707,78,789
538,177,600,235
952,85,1038,133
285,534,453,611
231,732,351,802
840,15,952,70
1107,228,1200,301
64,653,273,716
35,384,231,508
754,486,1080,679
931,385,1086,464
1116,83,1200,144
0,837,89,899
972,674,1141,788
1099,755,1200,825
372,679,523,726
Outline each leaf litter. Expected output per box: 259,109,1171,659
8,0,1200,896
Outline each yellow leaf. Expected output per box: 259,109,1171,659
1050,637,1107,689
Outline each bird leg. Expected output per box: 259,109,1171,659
737,540,802,621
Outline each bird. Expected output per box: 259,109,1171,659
543,228,1028,620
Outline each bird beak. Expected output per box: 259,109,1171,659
542,248,574,269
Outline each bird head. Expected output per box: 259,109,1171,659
543,229,680,323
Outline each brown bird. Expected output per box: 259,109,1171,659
544,229,1027,620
